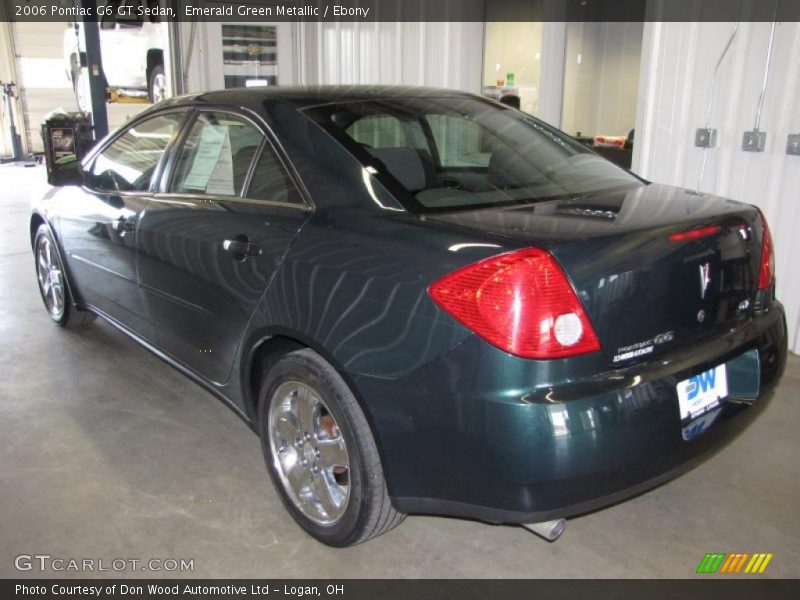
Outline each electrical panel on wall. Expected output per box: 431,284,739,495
787,134,800,156
742,131,767,152
695,129,718,148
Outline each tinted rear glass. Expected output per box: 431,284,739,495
304,96,643,212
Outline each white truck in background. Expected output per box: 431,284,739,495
63,0,165,113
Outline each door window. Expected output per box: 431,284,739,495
169,112,264,197
88,111,184,192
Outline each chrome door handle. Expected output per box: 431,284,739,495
223,237,262,260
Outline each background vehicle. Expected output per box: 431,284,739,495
32,87,787,546
63,0,165,113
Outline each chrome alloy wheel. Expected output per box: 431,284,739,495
268,381,351,526
36,236,65,319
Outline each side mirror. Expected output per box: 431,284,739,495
48,156,85,187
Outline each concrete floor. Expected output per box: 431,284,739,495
1,163,798,579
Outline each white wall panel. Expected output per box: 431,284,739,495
635,21,800,354
295,22,483,92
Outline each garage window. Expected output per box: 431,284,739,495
88,112,184,193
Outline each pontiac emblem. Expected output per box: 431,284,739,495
698,262,711,300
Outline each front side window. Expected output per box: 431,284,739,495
170,112,264,196
305,97,643,212
89,111,184,192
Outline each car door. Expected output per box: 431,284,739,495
58,110,187,335
136,109,312,384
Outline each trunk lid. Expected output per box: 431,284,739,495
428,183,764,366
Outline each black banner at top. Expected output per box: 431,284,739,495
1,0,798,23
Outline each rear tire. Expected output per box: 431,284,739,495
257,348,405,546
33,225,94,329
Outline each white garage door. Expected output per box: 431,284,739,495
11,22,77,153
11,22,152,153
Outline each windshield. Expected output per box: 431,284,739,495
303,96,643,212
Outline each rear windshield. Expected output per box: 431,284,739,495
303,96,643,212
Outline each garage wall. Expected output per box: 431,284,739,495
294,22,483,91
178,22,295,92
634,21,800,355
179,22,482,94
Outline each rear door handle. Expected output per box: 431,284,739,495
223,237,262,260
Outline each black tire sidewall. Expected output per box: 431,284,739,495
257,351,368,546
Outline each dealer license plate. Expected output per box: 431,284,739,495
676,363,728,422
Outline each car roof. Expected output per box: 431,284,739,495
155,85,480,112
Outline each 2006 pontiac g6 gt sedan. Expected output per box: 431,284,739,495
31,86,787,546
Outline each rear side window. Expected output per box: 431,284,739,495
89,112,184,192
170,111,264,196
246,144,302,204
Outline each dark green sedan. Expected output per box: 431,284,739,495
32,86,787,546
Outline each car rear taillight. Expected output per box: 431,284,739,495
757,210,775,290
428,248,601,359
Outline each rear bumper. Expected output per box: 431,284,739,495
356,304,787,524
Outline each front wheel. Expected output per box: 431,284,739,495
34,225,94,328
258,348,405,546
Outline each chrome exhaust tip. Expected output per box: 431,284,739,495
522,518,566,541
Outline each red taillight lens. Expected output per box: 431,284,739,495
428,248,601,359
757,211,775,290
